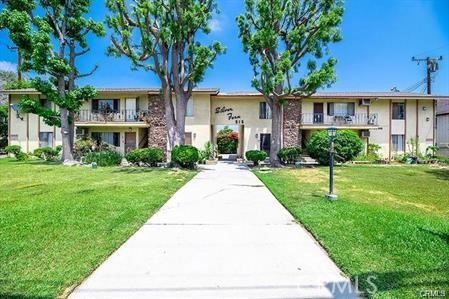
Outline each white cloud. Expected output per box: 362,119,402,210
209,19,222,32
0,60,17,72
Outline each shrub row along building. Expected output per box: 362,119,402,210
4,88,449,159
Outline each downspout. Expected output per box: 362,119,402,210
388,99,392,161
433,99,436,145
7,94,11,146
416,99,419,156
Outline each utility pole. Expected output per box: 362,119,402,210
6,45,22,81
411,56,443,150
411,56,443,95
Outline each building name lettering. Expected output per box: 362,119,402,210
215,106,244,124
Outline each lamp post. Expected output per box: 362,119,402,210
326,126,338,201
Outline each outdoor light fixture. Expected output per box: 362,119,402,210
326,126,338,201
255,133,259,139
422,106,428,111
10,103,23,121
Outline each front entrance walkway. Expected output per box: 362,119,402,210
69,162,357,299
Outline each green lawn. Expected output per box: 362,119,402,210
255,165,449,299
0,158,195,299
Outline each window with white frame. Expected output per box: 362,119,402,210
39,132,54,147
186,98,194,117
327,102,355,116
392,103,405,120
259,102,272,119
91,132,120,147
392,134,405,152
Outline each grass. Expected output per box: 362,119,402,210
0,158,195,299
255,165,449,299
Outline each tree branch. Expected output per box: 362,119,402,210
76,65,98,78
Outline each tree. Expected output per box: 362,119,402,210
0,70,17,149
106,0,225,153
0,70,17,105
0,1,104,162
237,0,344,166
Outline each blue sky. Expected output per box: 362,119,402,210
1,0,448,94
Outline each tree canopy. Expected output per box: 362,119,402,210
237,0,344,166
106,0,225,149
0,0,105,161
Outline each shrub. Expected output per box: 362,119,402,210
125,147,164,166
5,145,28,161
277,147,302,164
217,126,239,154
203,141,214,160
198,141,215,164
84,150,122,166
306,130,364,165
74,138,95,159
33,146,61,161
245,150,267,166
5,145,22,157
426,145,439,158
171,145,199,168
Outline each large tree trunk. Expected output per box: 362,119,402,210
60,107,74,162
68,112,75,149
270,100,282,167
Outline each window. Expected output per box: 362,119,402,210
186,98,194,117
76,127,87,139
259,102,272,119
327,102,355,116
39,132,53,147
91,132,120,147
185,132,192,145
392,103,405,120
392,134,405,152
40,98,52,109
92,99,119,112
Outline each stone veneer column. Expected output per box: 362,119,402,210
283,99,302,147
147,95,167,154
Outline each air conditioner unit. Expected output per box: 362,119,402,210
76,127,87,138
359,98,371,106
361,130,370,138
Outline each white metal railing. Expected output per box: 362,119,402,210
300,113,378,126
75,109,149,123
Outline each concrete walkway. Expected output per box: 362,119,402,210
69,162,357,299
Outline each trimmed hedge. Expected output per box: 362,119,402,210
126,147,164,166
171,145,199,169
33,146,61,161
245,150,267,166
278,147,302,164
5,145,28,161
306,129,364,165
84,150,122,166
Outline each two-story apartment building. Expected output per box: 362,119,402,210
5,88,447,160
437,100,449,157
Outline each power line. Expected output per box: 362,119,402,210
411,56,443,95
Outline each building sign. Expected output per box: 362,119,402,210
10,134,19,141
215,106,244,124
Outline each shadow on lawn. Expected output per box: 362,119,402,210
112,167,167,174
419,227,449,244
356,267,449,296
425,168,449,181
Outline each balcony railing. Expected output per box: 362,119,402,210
300,113,378,126
75,109,150,123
